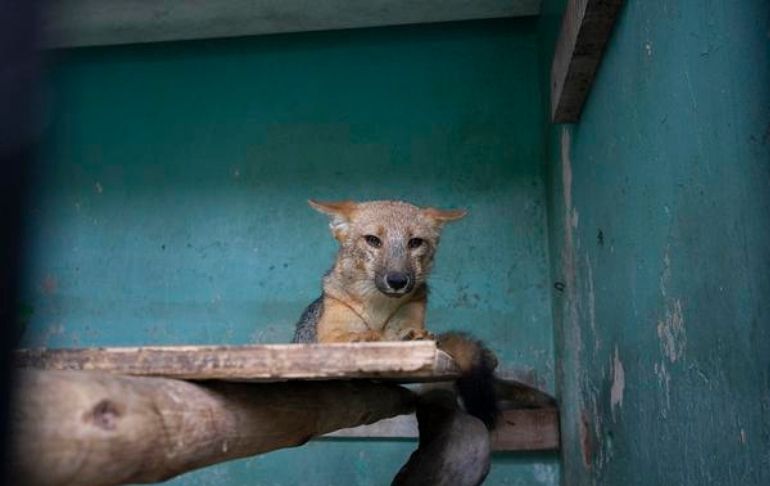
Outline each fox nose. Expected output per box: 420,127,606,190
385,272,410,291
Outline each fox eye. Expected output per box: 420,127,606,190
364,235,382,248
408,238,424,249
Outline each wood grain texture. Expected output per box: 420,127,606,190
550,0,624,122
10,370,415,486
326,408,559,451
14,342,460,382
492,408,560,451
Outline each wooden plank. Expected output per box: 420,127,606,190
11,370,415,486
325,408,560,451
42,0,541,48
550,0,624,122
14,341,460,383
492,408,560,451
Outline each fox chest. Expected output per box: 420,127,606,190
316,297,426,342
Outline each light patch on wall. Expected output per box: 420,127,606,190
657,246,686,363
560,126,581,354
653,247,685,417
644,41,653,57
657,299,686,363
654,361,671,416
610,345,625,415
560,126,576,296
585,254,599,354
561,127,573,222
533,463,559,484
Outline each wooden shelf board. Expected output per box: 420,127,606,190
550,0,624,122
14,341,460,383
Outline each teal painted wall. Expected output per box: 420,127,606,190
21,20,559,485
541,1,770,484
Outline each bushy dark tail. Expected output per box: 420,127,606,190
436,332,499,430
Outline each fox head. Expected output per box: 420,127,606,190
309,200,466,298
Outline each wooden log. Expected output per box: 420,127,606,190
491,408,560,451
10,370,415,486
14,342,459,383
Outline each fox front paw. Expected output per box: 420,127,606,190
351,330,384,342
398,328,434,341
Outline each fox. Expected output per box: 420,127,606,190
292,199,499,429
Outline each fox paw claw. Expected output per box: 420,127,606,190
399,329,434,341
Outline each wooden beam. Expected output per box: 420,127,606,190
325,408,560,451
42,0,541,48
10,370,415,486
550,0,624,122
492,408,560,451
14,341,459,383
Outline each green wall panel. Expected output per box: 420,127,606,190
163,443,558,486
21,20,558,485
541,1,770,484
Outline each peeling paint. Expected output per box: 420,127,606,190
654,361,672,414
533,463,558,484
586,254,599,354
657,299,686,363
610,346,625,414
657,248,686,363
570,207,579,229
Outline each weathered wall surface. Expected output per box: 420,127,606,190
21,20,558,485
541,1,770,484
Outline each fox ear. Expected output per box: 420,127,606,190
308,200,358,238
422,207,467,224
308,200,358,218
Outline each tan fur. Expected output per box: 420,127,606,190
309,200,465,343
